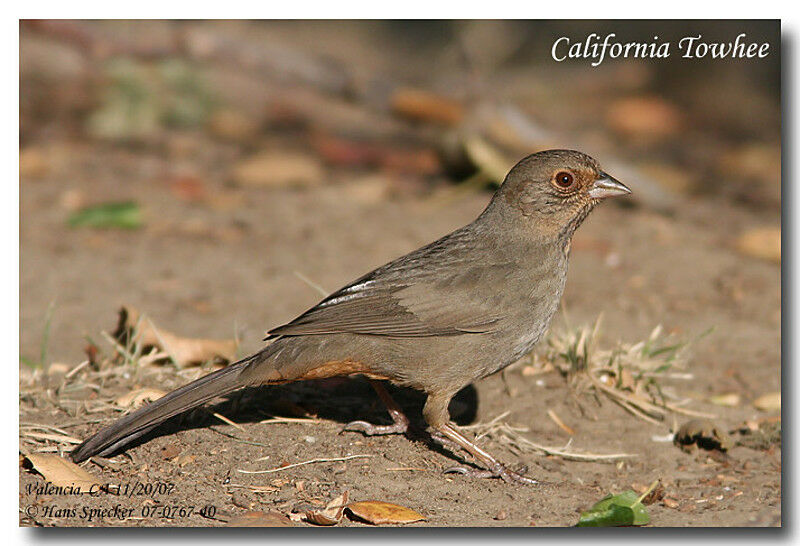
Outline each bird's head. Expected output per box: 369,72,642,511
488,149,631,241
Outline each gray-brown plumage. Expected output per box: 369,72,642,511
71,149,630,483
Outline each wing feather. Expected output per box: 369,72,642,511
266,228,507,339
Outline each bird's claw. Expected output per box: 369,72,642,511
343,420,408,436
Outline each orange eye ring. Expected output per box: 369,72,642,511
554,171,574,189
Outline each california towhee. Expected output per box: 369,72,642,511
72,149,630,483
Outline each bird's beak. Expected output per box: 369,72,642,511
588,173,632,199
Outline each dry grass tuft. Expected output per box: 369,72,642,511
541,315,713,423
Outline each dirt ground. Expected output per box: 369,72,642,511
19,21,780,527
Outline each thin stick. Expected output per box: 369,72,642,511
461,410,511,430
237,454,372,475
259,416,325,425
293,271,329,297
64,360,90,379
212,412,246,432
636,478,661,504
609,396,663,425
21,431,82,444
547,409,575,436
100,331,137,364
20,423,75,436
503,429,636,461
209,428,273,448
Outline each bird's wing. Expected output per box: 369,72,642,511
267,233,508,339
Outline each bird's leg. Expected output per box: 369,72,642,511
344,379,410,436
424,393,537,485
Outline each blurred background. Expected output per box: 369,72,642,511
20,20,780,369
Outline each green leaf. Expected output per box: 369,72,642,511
68,202,142,229
576,490,650,527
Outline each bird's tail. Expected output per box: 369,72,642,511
71,353,259,463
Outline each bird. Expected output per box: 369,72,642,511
71,149,631,484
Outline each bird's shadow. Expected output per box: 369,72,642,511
104,377,479,464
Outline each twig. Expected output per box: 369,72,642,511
20,431,82,444
209,427,273,448
100,330,137,364
64,360,90,379
20,423,74,436
237,454,372,475
212,412,246,432
609,396,663,426
547,408,575,436
293,271,329,297
637,478,661,504
503,430,636,461
259,416,326,425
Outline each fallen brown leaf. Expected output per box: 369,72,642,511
113,306,237,368
345,500,425,525
390,87,464,126
22,454,99,490
232,150,323,188
160,444,181,460
20,147,50,178
311,133,441,176
606,96,682,140
227,510,296,527
300,491,349,526
208,108,260,142
736,227,781,263
115,387,167,408
462,136,515,184
662,497,679,509
709,393,741,407
753,392,781,412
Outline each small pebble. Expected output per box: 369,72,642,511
231,491,253,509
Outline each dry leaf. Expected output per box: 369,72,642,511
20,147,50,178
736,227,781,263
160,444,181,460
606,96,682,139
208,108,260,142
462,136,515,184
753,392,781,412
115,387,167,408
345,500,425,525
23,454,98,490
47,362,71,375
227,510,296,527
302,491,349,526
709,393,741,407
113,306,237,368
232,150,322,188
662,497,679,509
390,87,464,125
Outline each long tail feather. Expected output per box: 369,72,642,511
71,355,257,462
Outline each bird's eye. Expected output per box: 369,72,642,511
554,171,575,189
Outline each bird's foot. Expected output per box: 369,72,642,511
429,430,471,455
444,463,538,485
343,418,408,436
344,379,411,436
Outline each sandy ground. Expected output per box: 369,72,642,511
20,138,780,526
